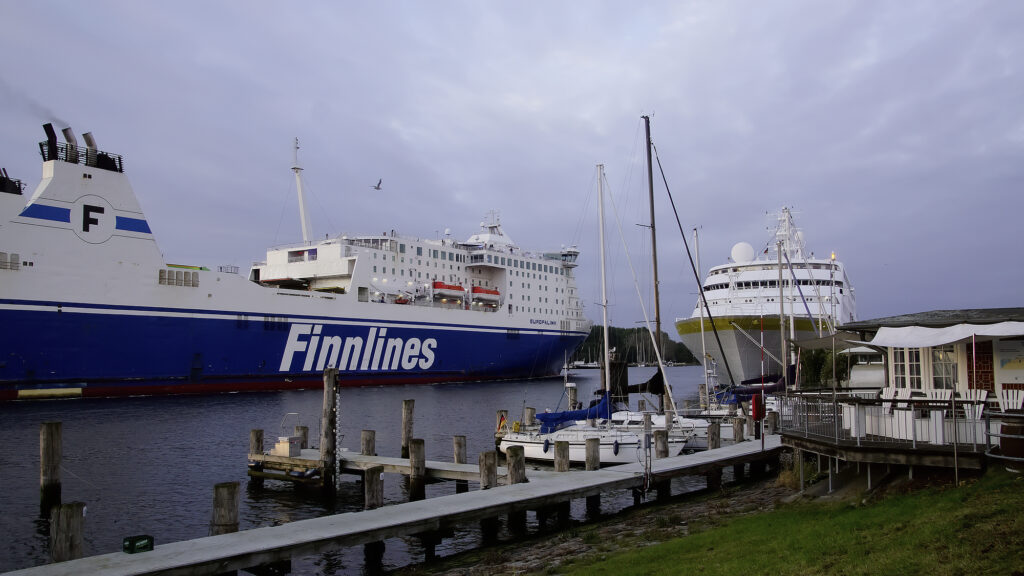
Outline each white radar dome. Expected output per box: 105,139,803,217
731,242,755,263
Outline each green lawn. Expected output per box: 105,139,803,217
561,468,1024,576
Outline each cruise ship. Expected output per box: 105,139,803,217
0,124,590,400
675,208,857,386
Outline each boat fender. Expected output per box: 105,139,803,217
612,440,619,456
543,439,550,453
513,421,520,433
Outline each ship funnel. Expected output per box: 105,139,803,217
61,127,80,164
82,132,98,167
43,123,58,161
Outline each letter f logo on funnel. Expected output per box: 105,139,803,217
72,195,115,244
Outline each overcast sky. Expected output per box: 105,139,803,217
2,1,1022,336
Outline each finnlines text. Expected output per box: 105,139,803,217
280,324,438,372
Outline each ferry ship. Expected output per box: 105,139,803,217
0,124,591,400
675,208,857,385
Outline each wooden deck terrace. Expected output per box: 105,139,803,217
8,437,782,576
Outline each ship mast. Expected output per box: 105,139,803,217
293,138,312,244
642,116,662,372
598,164,612,417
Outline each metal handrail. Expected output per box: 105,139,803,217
38,141,124,173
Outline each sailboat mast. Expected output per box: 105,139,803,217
643,116,662,361
293,138,312,244
598,164,612,414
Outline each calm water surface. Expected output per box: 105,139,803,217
0,366,705,574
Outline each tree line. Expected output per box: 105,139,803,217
571,325,698,365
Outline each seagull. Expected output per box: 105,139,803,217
371,179,382,190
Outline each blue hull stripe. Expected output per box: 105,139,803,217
115,216,152,233
0,308,586,395
19,204,71,223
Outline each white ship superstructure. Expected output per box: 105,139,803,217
676,208,857,385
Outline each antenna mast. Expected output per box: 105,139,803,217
293,138,312,244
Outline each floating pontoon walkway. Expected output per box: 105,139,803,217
9,436,781,576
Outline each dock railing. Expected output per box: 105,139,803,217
776,388,1005,455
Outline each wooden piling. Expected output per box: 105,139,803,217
40,422,61,517
567,384,577,409
733,417,745,443
320,369,338,493
507,445,527,484
765,411,778,435
50,501,85,562
585,437,601,516
506,445,528,533
249,429,264,455
364,465,383,510
402,399,415,458
706,467,722,491
479,451,497,490
409,438,426,501
210,482,239,536
361,430,376,456
708,420,721,449
524,407,536,427
654,430,668,458
294,425,309,449
453,435,468,493
554,441,570,472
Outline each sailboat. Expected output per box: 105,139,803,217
498,163,693,464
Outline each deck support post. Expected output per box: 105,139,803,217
453,435,468,493
364,465,383,510
401,399,414,459
40,422,62,517
797,448,805,492
706,466,722,491
50,501,85,562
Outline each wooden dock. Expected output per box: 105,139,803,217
8,437,781,576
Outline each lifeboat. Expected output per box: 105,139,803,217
471,286,501,301
432,281,465,299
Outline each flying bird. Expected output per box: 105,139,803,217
371,179,382,190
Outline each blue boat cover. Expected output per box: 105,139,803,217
535,393,611,433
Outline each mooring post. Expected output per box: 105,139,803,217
249,429,264,455
478,451,499,542
567,384,577,409
506,444,528,533
524,406,536,427
248,429,265,488
40,422,62,517
294,425,309,449
409,438,426,501
653,429,670,501
585,437,601,517
733,417,745,443
453,435,468,493
364,465,383,510
50,501,85,562
361,430,376,456
708,420,721,450
479,451,497,489
554,441,570,472
210,482,239,536
402,399,415,458
320,369,338,493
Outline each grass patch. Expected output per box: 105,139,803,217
561,468,1024,576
